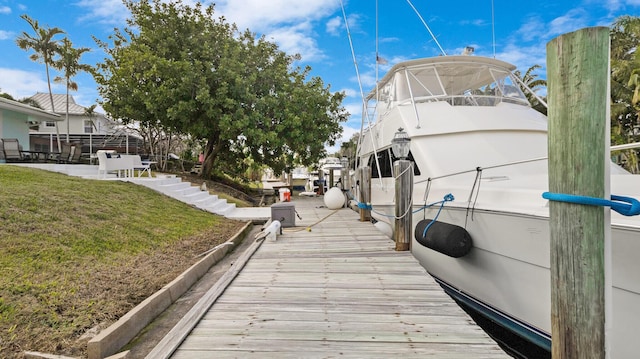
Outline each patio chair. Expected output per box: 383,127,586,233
56,142,73,163
131,155,152,177
69,143,83,164
1,138,26,162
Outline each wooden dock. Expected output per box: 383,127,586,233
148,195,510,358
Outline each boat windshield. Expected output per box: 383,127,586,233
375,59,530,108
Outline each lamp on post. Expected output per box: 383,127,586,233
391,127,411,160
340,156,348,169
391,127,413,251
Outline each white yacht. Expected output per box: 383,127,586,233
354,55,640,357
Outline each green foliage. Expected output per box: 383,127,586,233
53,38,92,92
514,64,547,115
610,15,640,172
93,0,348,178
0,92,15,100
15,13,65,151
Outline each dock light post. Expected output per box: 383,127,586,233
392,128,413,251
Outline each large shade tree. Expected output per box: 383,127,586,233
93,0,348,178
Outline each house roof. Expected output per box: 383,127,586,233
0,97,61,121
30,92,91,115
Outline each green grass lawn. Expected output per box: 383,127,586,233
0,165,246,357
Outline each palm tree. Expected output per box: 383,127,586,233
54,37,92,142
15,14,65,152
514,64,547,115
84,104,98,158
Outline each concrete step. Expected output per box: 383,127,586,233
204,200,235,215
134,176,181,188
212,202,236,216
225,207,271,222
182,191,212,204
156,182,192,195
190,194,220,208
170,186,200,197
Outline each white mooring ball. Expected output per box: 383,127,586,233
324,187,346,209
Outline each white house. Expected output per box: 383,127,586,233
29,93,143,155
0,96,60,161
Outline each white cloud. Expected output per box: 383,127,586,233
216,0,341,61
216,0,339,31
379,36,400,44
265,22,324,61
516,16,547,43
344,101,363,119
0,68,64,99
546,8,589,38
326,16,342,36
74,0,344,62
497,44,547,74
340,87,359,98
0,5,11,14
0,30,14,40
326,123,360,155
74,0,129,26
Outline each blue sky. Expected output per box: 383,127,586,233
1,0,639,153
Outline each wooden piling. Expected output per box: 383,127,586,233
359,166,371,221
341,164,350,192
394,160,413,251
317,169,325,195
546,26,610,358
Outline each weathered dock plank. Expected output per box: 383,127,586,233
152,196,509,358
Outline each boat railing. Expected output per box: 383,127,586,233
611,142,640,151
397,94,530,108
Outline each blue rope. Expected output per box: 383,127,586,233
542,192,640,216
355,193,455,220
357,202,372,210
422,194,455,238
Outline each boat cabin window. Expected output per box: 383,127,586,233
368,149,421,178
372,60,530,108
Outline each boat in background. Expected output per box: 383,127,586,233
353,54,640,357
290,166,310,191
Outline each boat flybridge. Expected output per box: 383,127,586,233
354,55,640,357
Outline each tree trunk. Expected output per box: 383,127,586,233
200,141,216,179
200,134,222,179
65,84,70,142
45,63,62,153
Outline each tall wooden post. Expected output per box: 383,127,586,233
394,160,413,251
317,169,325,195
341,165,350,192
359,166,371,221
546,27,610,358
